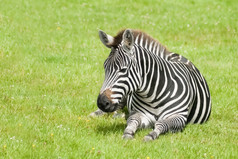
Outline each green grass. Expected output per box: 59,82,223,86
0,0,237,158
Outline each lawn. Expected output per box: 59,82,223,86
0,0,237,158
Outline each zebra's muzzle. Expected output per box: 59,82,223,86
97,93,118,112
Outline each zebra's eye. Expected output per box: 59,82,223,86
119,68,127,73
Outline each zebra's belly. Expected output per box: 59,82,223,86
127,92,193,124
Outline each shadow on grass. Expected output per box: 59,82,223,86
96,122,125,136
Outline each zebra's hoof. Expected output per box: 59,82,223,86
143,135,153,142
122,134,134,140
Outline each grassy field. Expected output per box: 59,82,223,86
0,0,237,158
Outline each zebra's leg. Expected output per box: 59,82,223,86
144,114,186,142
123,112,151,140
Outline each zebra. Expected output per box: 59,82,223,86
93,29,211,141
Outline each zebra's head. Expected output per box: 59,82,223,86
97,29,140,112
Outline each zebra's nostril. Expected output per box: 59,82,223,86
97,94,111,110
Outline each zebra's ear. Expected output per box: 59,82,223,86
99,30,114,48
122,29,134,51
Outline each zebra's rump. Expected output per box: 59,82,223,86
166,54,211,124
186,67,211,124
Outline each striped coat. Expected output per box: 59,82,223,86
95,29,211,141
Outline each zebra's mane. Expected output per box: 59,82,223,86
112,29,171,58
111,29,192,66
